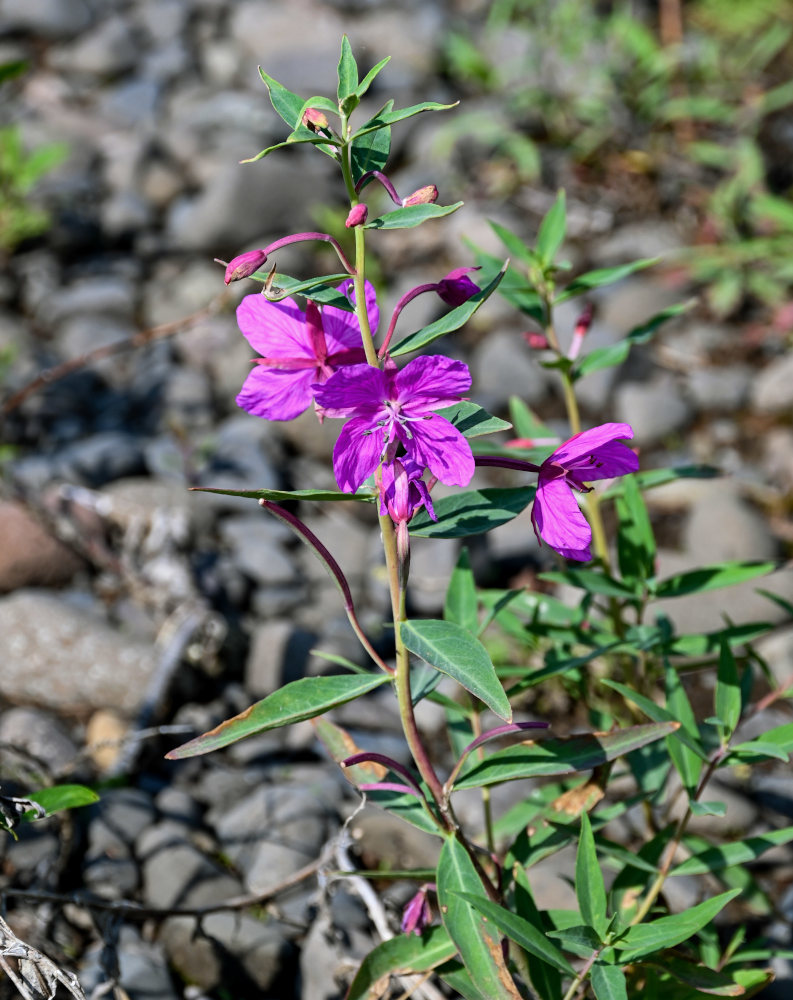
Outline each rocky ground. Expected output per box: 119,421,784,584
0,1,792,998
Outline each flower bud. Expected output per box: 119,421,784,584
524,332,550,350
402,184,438,207
436,266,480,307
302,107,328,131
224,249,268,285
345,203,368,228
401,886,432,936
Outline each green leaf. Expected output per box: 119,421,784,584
437,837,523,999
391,263,508,356
0,60,29,85
28,785,99,817
444,548,479,634
363,785,442,836
467,245,545,321
191,486,373,503
352,101,459,139
351,102,392,183
715,642,741,739
347,925,456,1000
354,56,391,99
555,258,658,304
665,662,703,796
243,271,352,303
435,400,512,438
654,560,777,598
601,464,721,499
643,956,746,996
689,801,726,817
576,813,608,938
590,963,628,1000
400,619,511,721
258,70,305,129
615,474,656,583
536,191,567,268
410,487,535,539
601,680,709,761
539,569,639,599
451,892,575,975
508,397,557,440
166,674,390,758
575,301,694,380
452,723,678,789
240,132,340,164
671,825,793,876
436,960,490,1000
547,923,601,958
337,35,359,104
489,220,535,267
365,201,464,230
617,889,741,961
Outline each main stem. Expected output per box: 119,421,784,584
341,131,448,820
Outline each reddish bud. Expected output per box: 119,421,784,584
302,107,328,130
345,203,368,228
568,302,594,361
436,266,480,307
401,886,432,936
525,332,550,350
402,184,438,207
224,249,268,284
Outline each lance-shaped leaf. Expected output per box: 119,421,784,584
391,264,508,356
451,723,678,790
451,892,575,975
346,925,457,1000
615,474,656,583
467,246,545,321
590,963,628,1000
192,486,373,503
400,619,511,721
365,201,464,230
258,69,305,129
536,190,567,267
671,825,793,876
240,132,341,164
653,560,777,598
574,301,694,380
312,717,387,786
351,101,392,182
437,837,523,999
600,680,709,761
616,888,741,961
539,568,640,599
249,272,351,303
444,548,478,634
354,56,391,100
601,464,720,498
554,258,658,304
337,35,358,104
715,641,741,738
576,812,608,939
641,957,746,996
410,486,535,539
352,100,459,138
435,401,512,438
166,673,389,758
26,784,99,818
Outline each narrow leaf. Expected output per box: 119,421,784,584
258,69,305,129
575,301,693,379
489,220,535,267
555,258,658,304
435,401,512,438
28,785,99,817
354,55,391,99
353,101,459,138
590,963,628,1000
643,956,746,995
437,837,523,999
351,102,392,182
346,925,456,1000
715,642,741,739
615,474,655,583
365,201,464,230
539,569,639,599
192,486,373,503
600,680,712,762
400,619,511,721
536,190,567,267
576,813,608,938
617,889,742,961
166,674,390,758
337,35,359,103
410,487,535,538
671,826,793,876
653,560,777,599
444,548,479,634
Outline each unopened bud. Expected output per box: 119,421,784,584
224,249,268,284
402,184,438,207
401,886,432,936
302,107,329,131
525,332,549,350
345,203,368,228
568,302,594,361
436,266,480,307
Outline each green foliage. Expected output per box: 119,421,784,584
0,124,67,251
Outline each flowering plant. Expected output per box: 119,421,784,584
166,38,788,1000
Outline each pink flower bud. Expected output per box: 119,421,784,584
568,302,594,361
345,204,368,228
302,107,328,130
224,249,268,285
525,332,550,350
402,184,438,207
401,886,433,936
436,266,480,307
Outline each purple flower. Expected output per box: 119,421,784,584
401,885,433,936
313,355,475,493
236,280,377,421
435,266,480,307
378,457,436,526
532,423,639,561
224,249,269,285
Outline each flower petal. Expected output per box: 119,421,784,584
236,295,312,359
313,364,387,418
332,417,386,493
396,355,472,413
551,423,634,469
236,365,316,421
532,474,592,561
406,415,475,487
567,439,640,484
322,279,379,351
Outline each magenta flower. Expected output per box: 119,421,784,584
435,266,481,307
313,356,475,493
236,280,376,421
532,423,639,561
378,457,436,526
401,885,433,936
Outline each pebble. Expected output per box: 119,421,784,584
0,0,91,39
751,352,793,415
470,328,549,411
0,501,85,592
49,15,140,78
245,620,316,696
614,373,692,445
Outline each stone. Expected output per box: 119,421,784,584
100,77,161,128
0,501,84,592
57,314,135,362
407,534,460,614
593,221,684,264
44,275,136,324
613,374,692,446
0,0,91,39
84,709,128,772
80,926,179,1000
751,352,793,415
686,365,752,412
54,431,146,487
246,620,316,696
470,329,549,412
0,707,78,774
763,428,793,493
83,787,157,897
220,515,295,586
48,16,139,78
682,484,776,564
0,590,158,713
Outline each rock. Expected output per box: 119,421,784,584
80,925,179,1000
57,314,135,362
85,708,128,772
686,365,751,412
754,627,793,691
407,534,460,614
593,221,684,264
0,707,78,775
763,428,793,492
470,329,549,412
83,788,157,897
751,352,793,415
614,374,692,446
54,431,146,487
0,501,84,592
246,620,316,696
0,590,158,713
100,76,162,128
220,515,295,586
48,15,139,78
163,367,214,430
682,484,776,564
0,0,91,39
44,275,136,325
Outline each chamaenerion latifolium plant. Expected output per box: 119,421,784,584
163,38,791,1000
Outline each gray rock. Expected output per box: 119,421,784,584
0,707,78,776
407,534,460,614
763,428,793,492
220,515,295,585
682,484,776,564
101,77,162,128
470,329,549,412
593,221,684,264
45,276,136,324
0,590,158,713
751,352,793,415
0,0,91,39
80,925,179,1000
0,500,85,593
142,259,225,328
754,627,793,691
55,431,146,487
246,620,316,696
57,314,135,363
163,367,214,430
614,374,692,446
686,365,751,412
101,191,154,236
49,15,139,78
